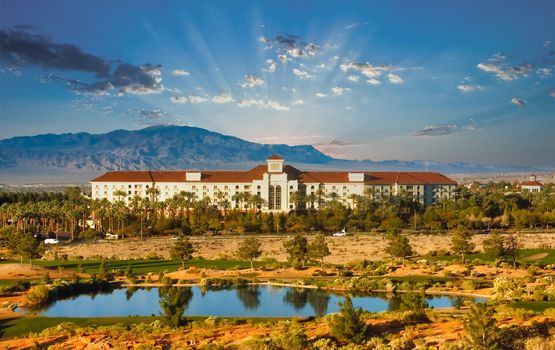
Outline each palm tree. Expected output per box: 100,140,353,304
316,186,326,209
305,192,317,211
248,194,266,213
146,187,160,203
289,191,300,212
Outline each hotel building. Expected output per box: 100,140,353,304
90,155,457,211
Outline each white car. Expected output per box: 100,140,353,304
105,233,119,239
44,238,59,244
333,229,347,237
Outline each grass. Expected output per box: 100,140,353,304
32,258,266,275
509,301,555,312
427,248,555,265
0,279,21,288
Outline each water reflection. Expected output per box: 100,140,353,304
33,286,486,318
236,286,261,310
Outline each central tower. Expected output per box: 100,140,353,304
266,154,284,173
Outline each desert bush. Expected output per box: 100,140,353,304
27,284,50,305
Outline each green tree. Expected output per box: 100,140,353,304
503,233,520,269
464,303,501,350
329,296,368,344
159,286,193,327
451,227,475,264
384,231,414,258
283,234,309,268
170,236,194,268
7,232,44,266
236,237,262,269
308,233,331,268
482,231,510,265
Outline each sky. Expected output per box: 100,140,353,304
0,0,554,167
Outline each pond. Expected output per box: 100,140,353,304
33,286,487,318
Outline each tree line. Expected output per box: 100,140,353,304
0,184,553,242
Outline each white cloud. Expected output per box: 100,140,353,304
550,90,555,98
292,99,304,105
315,92,327,98
347,75,360,82
346,21,369,30
172,69,190,76
169,95,208,104
477,54,534,81
511,98,526,106
278,54,288,64
188,95,208,104
139,109,164,119
292,68,313,79
170,96,188,104
240,74,265,88
340,62,391,78
366,78,382,85
414,123,478,137
259,35,320,59
387,74,403,84
331,86,347,96
457,84,483,92
211,94,234,104
537,68,552,78
544,40,552,47
264,59,277,73
237,99,290,111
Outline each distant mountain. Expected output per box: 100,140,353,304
0,125,332,171
0,125,544,183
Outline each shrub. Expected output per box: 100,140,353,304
27,284,50,305
461,279,476,291
328,296,368,344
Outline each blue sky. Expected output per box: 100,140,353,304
1,0,554,166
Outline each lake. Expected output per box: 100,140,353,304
34,285,486,317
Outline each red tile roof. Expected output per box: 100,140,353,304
267,154,284,160
91,165,457,185
519,180,543,187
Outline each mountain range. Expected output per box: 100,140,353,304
0,125,544,183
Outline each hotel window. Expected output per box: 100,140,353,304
268,186,275,210
146,185,149,188
128,191,131,194
236,185,240,190
275,185,281,210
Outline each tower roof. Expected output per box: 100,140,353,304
267,154,283,160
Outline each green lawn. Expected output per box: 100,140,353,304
32,258,266,275
427,248,555,265
509,301,555,312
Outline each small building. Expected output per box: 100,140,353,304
518,175,543,193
